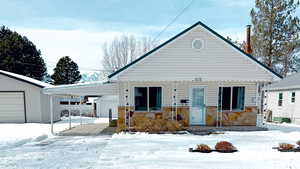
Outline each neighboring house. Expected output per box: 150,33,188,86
264,73,300,124
0,70,60,123
43,21,282,128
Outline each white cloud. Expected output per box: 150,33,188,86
218,28,245,43
211,0,254,8
16,28,123,74
14,23,186,75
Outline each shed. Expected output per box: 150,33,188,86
0,70,60,123
95,96,118,118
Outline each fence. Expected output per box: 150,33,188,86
59,104,94,117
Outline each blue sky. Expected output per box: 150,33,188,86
1,0,297,73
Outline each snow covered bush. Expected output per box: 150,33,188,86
297,140,300,146
215,141,236,151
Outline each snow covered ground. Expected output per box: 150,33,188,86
0,116,108,151
1,122,300,169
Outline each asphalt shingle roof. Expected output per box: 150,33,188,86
265,72,300,91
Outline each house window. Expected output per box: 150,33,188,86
134,87,162,111
232,87,245,111
134,87,147,111
218,86,245,111
278,93,283,106
291,92,295,103
149,87,162,111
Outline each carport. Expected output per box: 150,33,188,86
42,82,118,135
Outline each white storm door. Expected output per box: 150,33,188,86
189,87,206,125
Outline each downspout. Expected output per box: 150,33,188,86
79,96,82,125
50,95,54,135
220,82,223,128
175,81,178,121
68,96,71,129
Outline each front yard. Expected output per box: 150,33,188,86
1,121,300,169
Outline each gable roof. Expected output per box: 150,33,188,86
264,72,300,91
108,21,282,80
0,70,52,88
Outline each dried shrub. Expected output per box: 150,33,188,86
116,123,126,133
279,143,295,150
197,144,211,152
109,119,117,127
166,120,182,131
215,141,236,151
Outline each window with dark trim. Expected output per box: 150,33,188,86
134,87,162,111
218,86,245,111
278,93,283,106
149,87,162,111
291,92,295,103
134,87,147,111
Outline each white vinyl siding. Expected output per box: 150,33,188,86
119,81,258,107
265,90,300,124
96,96,118,118
0,74,60,123
114,25,276,82
0,92,25,123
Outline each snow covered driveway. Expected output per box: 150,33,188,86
1,123,300,169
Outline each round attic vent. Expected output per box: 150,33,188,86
192,39,204,50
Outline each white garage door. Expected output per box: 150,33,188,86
0,92,25,123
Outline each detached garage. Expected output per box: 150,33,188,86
0,70,60,123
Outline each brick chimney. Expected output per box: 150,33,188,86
245,25,252,54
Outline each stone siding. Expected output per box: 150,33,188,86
206,106,257,126
117,106,257,129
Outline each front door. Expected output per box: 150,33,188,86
189,87,206,125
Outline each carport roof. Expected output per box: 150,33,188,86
43,81,118,96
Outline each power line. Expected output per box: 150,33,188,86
153,0,194,42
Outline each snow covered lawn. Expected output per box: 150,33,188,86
1,122,300,169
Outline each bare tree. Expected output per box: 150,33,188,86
102,34,159,76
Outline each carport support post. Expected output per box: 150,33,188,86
79,96,82,125
69,96,71,129
50,95,54,135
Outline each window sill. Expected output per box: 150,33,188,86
134,111,162,113
219,110,245,113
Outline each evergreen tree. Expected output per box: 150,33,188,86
51,56,81,85
251,0,300,77
0,26,47,80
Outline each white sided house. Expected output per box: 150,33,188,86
0,70,60,123
44,21,282,129
264,73,300,124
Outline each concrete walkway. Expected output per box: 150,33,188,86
59,123,116,136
